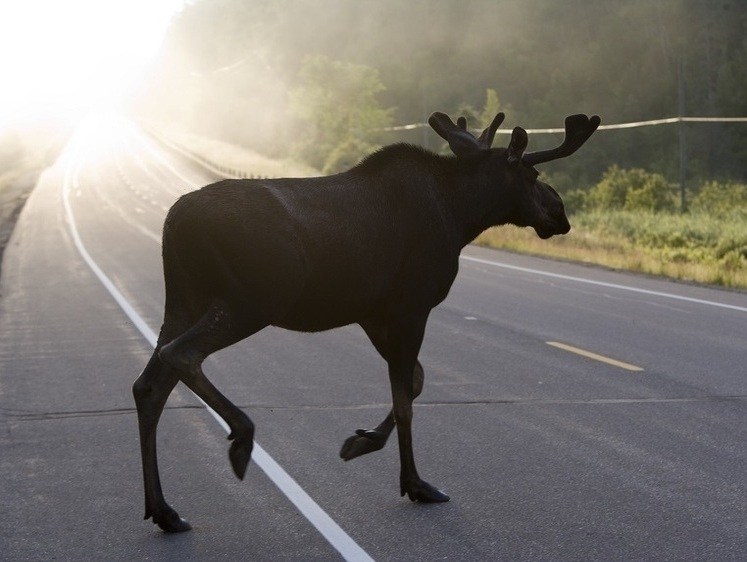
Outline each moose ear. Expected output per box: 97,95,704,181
428,112,482,157
507,127,528,164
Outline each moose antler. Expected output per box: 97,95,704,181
521,114,601,167
428,112,505,157
507,127,528,164
476,112,505,149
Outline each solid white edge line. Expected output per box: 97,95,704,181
62,132,374,562
460,255,747,313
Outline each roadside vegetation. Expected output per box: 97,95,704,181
0,121,69,192
476,170,747,289
0,127,48,194
0,122,70,270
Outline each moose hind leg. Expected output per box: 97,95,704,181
132,351,192,532
159,300,265,480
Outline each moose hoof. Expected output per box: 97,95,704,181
401,479,451,503
152,509,192,533
339,429,388,461
228,432,254,480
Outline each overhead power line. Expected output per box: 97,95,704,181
382,116,747,134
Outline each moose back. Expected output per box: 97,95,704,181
133,110,600,532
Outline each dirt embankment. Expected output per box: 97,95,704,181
0,170,41,276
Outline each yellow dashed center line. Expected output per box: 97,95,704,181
546,341,644,372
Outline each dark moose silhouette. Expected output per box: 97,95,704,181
133,110,600,532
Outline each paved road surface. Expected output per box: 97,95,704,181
1,113,746,560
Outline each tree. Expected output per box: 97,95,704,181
138,0,747,186
289,55,394,172
456,89,512,132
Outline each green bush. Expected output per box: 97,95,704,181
691,180,747,215
585,165,677,212
560,188,587,215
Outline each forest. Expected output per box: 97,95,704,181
134,0,747,196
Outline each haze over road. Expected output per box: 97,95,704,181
1,113,746,560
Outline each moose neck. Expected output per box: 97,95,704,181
352,144,511,250
438,152,512,248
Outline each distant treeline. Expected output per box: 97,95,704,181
133,0,747,196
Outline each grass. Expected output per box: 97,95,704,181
475,210,747,290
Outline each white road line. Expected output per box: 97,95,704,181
62,129,374,562
460,255,747,313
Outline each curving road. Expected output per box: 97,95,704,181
1,112,746,561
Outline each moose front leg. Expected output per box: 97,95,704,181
387,316,449,503
340,361,424,461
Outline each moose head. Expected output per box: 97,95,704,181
429,111,601,240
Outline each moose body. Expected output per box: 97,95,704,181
133,111,600,532
167,146,465,333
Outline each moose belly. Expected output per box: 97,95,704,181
273,289,382,332
271,258,453,333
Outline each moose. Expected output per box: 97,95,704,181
133,110,600,532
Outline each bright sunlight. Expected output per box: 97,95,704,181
0,0,183,129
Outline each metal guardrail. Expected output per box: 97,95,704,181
141,123,271,180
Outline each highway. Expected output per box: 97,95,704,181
1,112,746,561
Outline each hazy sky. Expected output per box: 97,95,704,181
0,0,184,128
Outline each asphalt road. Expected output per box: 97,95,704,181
1,112,746,561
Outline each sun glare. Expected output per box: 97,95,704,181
0,0,183,129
